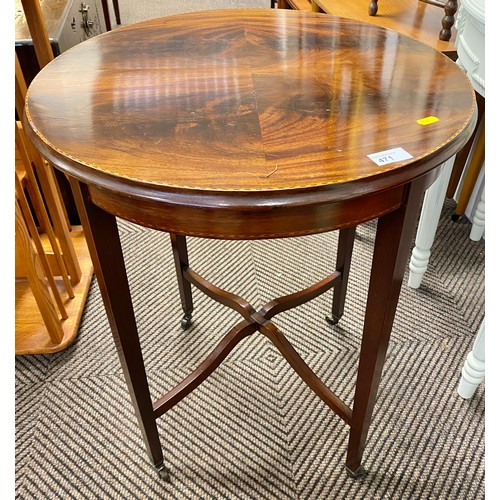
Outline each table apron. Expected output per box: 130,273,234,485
86,183,417,239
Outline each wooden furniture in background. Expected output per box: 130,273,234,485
310,0,457,55
367,0,457,41
15,0,93,355
276,0,457,55
451,117,484,221
101,0,121,31
446,92,485,208
401,0,485,404
277,0,312,11
24,9,476,480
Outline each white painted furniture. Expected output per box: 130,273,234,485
454,0,485,96
458,319,485,398
469,185,485,241
455,0,485,399
405,0,485,397
407,0,485,289
407,155,456,288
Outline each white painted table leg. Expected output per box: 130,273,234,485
469,185,485,241
458,319,485,399
408,156,455,289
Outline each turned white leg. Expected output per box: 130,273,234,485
458,319,485,399
408,156,455,289
469,185,485,241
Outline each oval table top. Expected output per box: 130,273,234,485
24,9,476,234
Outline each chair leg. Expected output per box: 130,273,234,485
408,157,455,289
368,0,379,15
469,186,485,241
112,0,121,25
101,0,112,31
439,0,459,41
277,0,291,8
458,319,485,399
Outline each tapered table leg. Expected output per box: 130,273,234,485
346,175,429,476
170,234,194,329
327,226,356,325
70,180,168,480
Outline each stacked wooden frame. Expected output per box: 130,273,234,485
15,0,93,354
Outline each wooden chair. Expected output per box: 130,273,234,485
15,0,93,354
15,60,93,354
367,0,458,41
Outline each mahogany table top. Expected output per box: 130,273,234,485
25,9,475,226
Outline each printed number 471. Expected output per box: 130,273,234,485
378,155,394,164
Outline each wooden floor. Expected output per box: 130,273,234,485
280,0,457,56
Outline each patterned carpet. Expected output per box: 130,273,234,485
15,1,485,498
15,195,485,498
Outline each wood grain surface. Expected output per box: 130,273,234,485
24,9,476,237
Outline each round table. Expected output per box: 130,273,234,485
24,9,476,480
